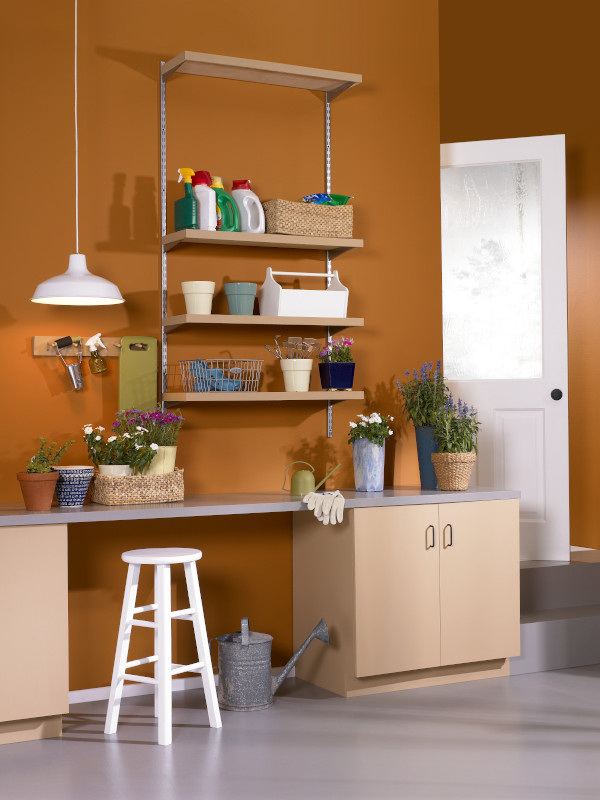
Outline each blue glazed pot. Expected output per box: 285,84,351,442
414,426,438,490
353,438,385,491
319,362,355,390
52,466,95,507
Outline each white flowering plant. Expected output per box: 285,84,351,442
348,412,394,447
83,423,157,471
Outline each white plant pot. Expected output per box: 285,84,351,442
182,281,215,315
142,445,177,476
98,464,133,477
280,359,312,392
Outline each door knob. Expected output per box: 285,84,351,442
551,389,563,401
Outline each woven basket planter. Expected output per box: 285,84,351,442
262,199,353,238
431,452,477,491
90,469,184,506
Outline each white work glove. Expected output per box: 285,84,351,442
302,491,345,526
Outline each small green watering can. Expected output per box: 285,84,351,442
282,461,341,497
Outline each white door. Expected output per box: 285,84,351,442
440,135,569,562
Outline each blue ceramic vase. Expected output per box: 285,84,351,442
53,466,95,507
353,438,385,491
414,426,438,490
318,362,355,390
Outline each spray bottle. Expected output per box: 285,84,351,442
210,176,240,232
175,168,198,231
85,333,108,374
191,170,217,231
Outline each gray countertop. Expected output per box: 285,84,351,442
0,487,519,527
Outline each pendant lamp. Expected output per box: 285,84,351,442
31,0,124,306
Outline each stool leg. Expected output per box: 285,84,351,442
154,565,159,718
156,564,173,746
184,561,222,729
105,563,140,735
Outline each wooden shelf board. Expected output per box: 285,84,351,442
161,52,362,99
162,229,363,253
163,391,364,403
163,314,364,332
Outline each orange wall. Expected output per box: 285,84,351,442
438,0,600,548
0,1,442,689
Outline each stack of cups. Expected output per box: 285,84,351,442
182,281,216,314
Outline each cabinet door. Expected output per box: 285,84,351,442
439,500,520,666
354,506,440,677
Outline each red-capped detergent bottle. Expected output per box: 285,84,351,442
231,179,265,234
191,170,217,231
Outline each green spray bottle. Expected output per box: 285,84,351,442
174,168,198,231
211,176,240,232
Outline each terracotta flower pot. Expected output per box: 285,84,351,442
17,471,59,511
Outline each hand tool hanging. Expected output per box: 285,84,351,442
54,336,84,390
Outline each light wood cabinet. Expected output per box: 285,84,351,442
293,499,519,697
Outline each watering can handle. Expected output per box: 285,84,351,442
281,461,314,491
241,617,250,646
313,463,342,492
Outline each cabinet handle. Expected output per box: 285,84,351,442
444,523,453,547
426,524,435,549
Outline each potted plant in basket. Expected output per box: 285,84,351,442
319,338,355,391
83,424,158,476
17,437,74,511
431,396,481,491
348,412,394,491
112,407,184,475
396,360,448,489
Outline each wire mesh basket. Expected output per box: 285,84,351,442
178,359,263,392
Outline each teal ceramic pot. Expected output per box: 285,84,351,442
52,465,95,507
353,439,385,491
224,282,257,315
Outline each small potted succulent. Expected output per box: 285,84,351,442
396,360,448,489
319,338,355,391
431,395,481,490
17,437,74,511
348,412,394,491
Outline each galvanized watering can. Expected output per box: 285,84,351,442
214,617,329,711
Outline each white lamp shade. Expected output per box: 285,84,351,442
31,254,124,306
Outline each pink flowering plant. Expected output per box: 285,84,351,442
348,412,394,447
112,407,184,446
83,423,158,471
319,338,354,363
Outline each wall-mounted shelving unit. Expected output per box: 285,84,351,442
160,51,363,435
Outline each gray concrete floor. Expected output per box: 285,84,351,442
2,665,600,800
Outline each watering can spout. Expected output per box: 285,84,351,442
272,619,329,694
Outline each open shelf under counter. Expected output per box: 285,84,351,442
163,391,365,404
163,314,364,333
162,229,363,254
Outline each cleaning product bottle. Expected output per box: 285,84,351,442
85,333,108,374
191,170,217,231
174,168,198,231
211,176,240,232
231,179,266,234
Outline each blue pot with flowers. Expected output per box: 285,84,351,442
319,337,355,390
348,412,394,491
396,360,448,490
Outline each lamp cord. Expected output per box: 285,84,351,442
74,0,79,254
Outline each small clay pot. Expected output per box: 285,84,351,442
17,471,59,512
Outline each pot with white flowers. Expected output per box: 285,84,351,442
348,412,394,492
111,407,185,475
431,396,481,491
83,423,158,476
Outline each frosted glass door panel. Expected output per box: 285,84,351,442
441,162,542,381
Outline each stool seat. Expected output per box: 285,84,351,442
122,548,202,565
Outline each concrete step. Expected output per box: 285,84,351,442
520,558,600,614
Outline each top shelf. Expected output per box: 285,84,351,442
161,52,362,100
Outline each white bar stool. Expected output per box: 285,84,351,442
104,547,222,746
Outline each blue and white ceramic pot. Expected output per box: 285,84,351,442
52,465,95,507
353,438,385,492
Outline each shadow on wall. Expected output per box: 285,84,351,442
96,46,164,81
97,174,159,253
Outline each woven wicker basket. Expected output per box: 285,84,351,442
263,199,353,238
431,452,477,491
91,469,184,506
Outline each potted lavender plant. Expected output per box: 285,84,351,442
431,396,481,490
396,360,448,489
348,412,394,491
319,338,355,391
